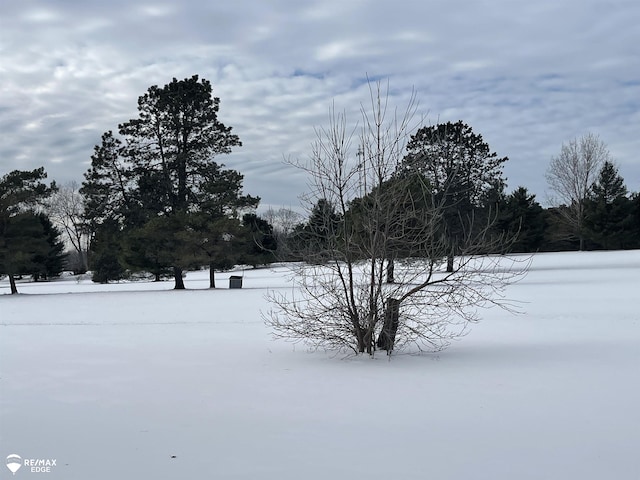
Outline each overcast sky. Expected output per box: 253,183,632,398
2,0,639,211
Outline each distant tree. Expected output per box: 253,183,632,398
292,199,341,264
263,207,303,260
403,120,508,271
1,213,50,285
195,165,260,285
0,168,56,294
583,161,632,249
240,213,277,268
541,206,580,252
31,213,66,280
0,212,64,284
47,181,90,272
590,161,627,202
90,219,126,284
545,133,609,250
345,172,437,282
496,187,546,253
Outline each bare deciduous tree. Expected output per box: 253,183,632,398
263,206,303,259
47,181,91,272
265,82,527,356
545,133,610,250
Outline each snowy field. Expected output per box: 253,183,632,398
1,250,639,480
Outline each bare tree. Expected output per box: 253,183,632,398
263,206,303,259
47,181,90,272
545,133,610,250
265,82,527,356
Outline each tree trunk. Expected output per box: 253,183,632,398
173,266,185,290
209,263,216,288
447,253,454,273
377,298,400,353
364,327,374,355
386,258,395,283
9,274,18,295
355,324,374,354
356,325,366,353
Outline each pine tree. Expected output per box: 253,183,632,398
90,219,126,284
584,161,632,249
496,187,546,252
0,168,56,293
240,214,277,268
403,121,508,270
32,213,66,280
81,76,258,288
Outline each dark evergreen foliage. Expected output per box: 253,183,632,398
0,168,57,293
240,213,277,268
403,121,508,269
583,162,633,249
32,213,66,280
291,199,341,263
496,187,546,253
90,219,126,284
81,75,259,288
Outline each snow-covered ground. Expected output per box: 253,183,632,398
1,251,639,479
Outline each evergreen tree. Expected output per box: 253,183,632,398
81,75,258,288
0,168,56,293
1,213,49,283
32,213,66,280
117,75,242,216
496,187,546,253
292,199,341,263
187,214,243,288
345,172,437,281
90,219,126,284
403,121,508,270
584,161,632,249
541,206,580,252
590,161,627,202
80,131,132,228
240,213,277,268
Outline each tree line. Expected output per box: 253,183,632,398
285,128,640,263
2,75,639,297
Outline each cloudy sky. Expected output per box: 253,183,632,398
2,0,639,211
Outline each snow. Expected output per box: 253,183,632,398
1,251,639,479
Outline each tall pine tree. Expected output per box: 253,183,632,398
403,121,508,270
584,161,632,249
82,75,258,288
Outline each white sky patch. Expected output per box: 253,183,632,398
451,60,494,72
315,40,358,62
21,7,62,23
23,120,42,131
136,4,175,17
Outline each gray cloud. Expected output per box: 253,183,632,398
1,0,638,210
